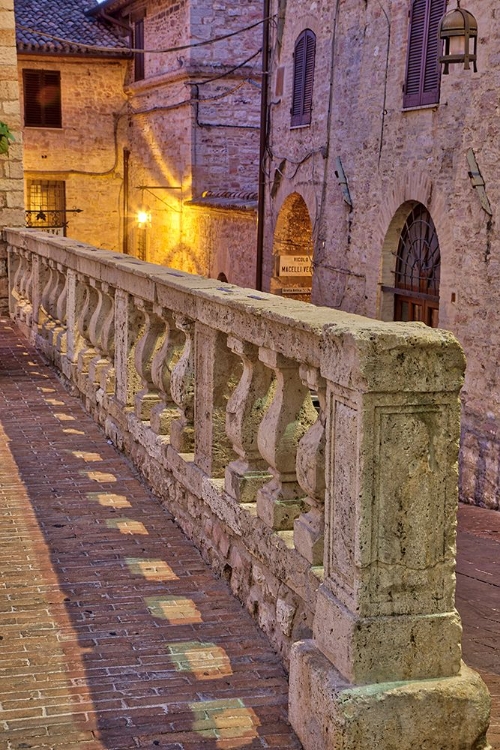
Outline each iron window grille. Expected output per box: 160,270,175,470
26,180,67,235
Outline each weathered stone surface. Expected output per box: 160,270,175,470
290,640,491,750
5,230,491,749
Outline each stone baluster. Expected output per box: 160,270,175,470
87,281,114,386
38,258,56,336
225,337,273,503
150,308,185,436
114,289,143,408
169,314,195,454
289,324,490,750
193,324,240,478
97,284,116,395
8,245,37,331
294,365,326,565
255,348,318,530
8,246,24,320
75,275,99,375
53,263,68,355
21,251,35,326
133,299,166,421
16,250,30,315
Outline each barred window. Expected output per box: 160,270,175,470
26,180,66,235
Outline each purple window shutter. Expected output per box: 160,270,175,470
421,0,446,104
403,0,444,108
134,19,145,81
291,29,316,126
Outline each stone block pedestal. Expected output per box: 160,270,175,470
290,640,491,750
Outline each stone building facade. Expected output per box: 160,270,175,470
263,0,500,510
91,0,261,281
13,0,262,284
14,0,130,248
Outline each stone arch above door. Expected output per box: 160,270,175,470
380,201,441,327
270,192,313,303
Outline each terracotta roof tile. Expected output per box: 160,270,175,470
14,0,131,57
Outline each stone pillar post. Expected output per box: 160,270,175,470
289,321,491,750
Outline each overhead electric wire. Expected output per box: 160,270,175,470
16,16,275,56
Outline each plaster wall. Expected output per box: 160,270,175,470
265,0,500,509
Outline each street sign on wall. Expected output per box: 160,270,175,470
278,255,313,276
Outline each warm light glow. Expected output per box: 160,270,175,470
137,209,151,226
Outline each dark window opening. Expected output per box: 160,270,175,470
23,69,62,128
26,180,66,236
291,29,316,127
403,0,446,108
391,204,440,327
134,19,145,81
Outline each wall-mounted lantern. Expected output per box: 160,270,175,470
438,3,478,74
136,207,151,226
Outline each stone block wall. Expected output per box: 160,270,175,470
0,0,23,312
185,201,257,287
264,0,500,510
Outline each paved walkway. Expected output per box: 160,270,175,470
0,317,302,749
0,314,498,750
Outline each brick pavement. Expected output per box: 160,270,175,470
0,314,499,749
0,316,302,750
457,504,500,750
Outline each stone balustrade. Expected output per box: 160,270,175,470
4,228,491,750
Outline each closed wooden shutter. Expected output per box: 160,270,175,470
23,70,61,128
134,19,145,81
291,29,316,127
403,0,446,108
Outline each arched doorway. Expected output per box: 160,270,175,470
271,192,313,302
381,203,440,327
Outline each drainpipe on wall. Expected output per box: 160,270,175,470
255,0,271,291
122,148,130,255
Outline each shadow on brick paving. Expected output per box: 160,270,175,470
0,317,302,750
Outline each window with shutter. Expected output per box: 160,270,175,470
23,70,62,128
291,29,316,127
403,0,446,109
134,19,145,81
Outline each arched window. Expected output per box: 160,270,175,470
394,204,440,327
291,30,316,127
403,0,446,108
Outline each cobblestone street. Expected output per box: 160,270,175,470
0,315,499,749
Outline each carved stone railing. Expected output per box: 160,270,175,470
4,228,491,750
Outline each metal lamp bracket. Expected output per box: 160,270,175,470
467,149,493,216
